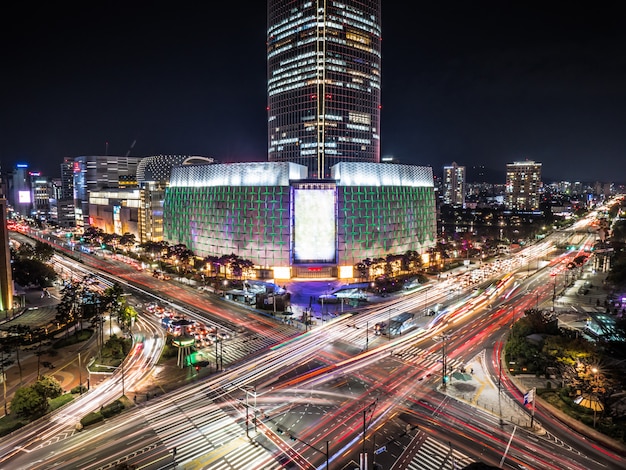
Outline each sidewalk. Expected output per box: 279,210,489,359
441,350,539,431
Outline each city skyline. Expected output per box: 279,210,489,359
1,2,625,183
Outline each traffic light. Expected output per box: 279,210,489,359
195,365,200,372
443,375,449,383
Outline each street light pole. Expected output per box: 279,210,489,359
361,399,377,469
78,352,82,395
592,367,599,428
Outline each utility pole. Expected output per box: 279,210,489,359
78,352,82,395
361,399,378,469
435,333,451,390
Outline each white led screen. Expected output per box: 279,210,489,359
293,188,336,263
18,191,31,204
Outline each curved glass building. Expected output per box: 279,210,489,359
267,0,382,179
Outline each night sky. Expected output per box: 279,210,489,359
2,1,625,183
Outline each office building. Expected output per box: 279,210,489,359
267,0,382,178
442,162,466,207
30,172,52,222
6,163,32,217
49,157,76,228
73,155,142,227
505,161,542,211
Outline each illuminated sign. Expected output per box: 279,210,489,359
18,191,31,204
293,187,336,263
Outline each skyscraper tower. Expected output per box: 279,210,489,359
442,162,466,207
267,0,382,179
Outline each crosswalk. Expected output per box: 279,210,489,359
201,326,297,366
394,344,466,374
405,436,473,470
142,394,282,470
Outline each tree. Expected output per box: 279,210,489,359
82,226,105,245
10,376,63,419
11,386,47,417
12,258,57,288
56,277,95,336
6,324,32,385
403,250,421,273
119,232,137,251
16,243,35,259
203,255,222,277
169,244,195,271
33,240,54,262
103,233,122,253
33,375,63,401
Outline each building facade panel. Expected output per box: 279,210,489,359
164,184,292,267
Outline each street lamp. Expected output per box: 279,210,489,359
591,367,599,428
361,399,378,470
435,333,452,390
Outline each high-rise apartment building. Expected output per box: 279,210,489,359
442,162,466,207
267,0,382,179
505,160,542,210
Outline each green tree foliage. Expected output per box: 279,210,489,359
11,386,47,417
139,240,169,258
611,219,626,243
102,335,132,364
103,233,122,252
505,309,558,373
33,375,63,401
11,376,64,419
119,232,136,251
56,280,82,335
5,324,32,384
11,258,57,288
16,243,35,259
82,226,105,245
607,251,626,286
33,240,55,262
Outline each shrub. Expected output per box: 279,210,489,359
101,400,124,418
80,412,104,427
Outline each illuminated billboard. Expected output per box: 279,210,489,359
18,191,31,204
293,187,336,263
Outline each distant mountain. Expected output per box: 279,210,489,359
466,166,505,184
